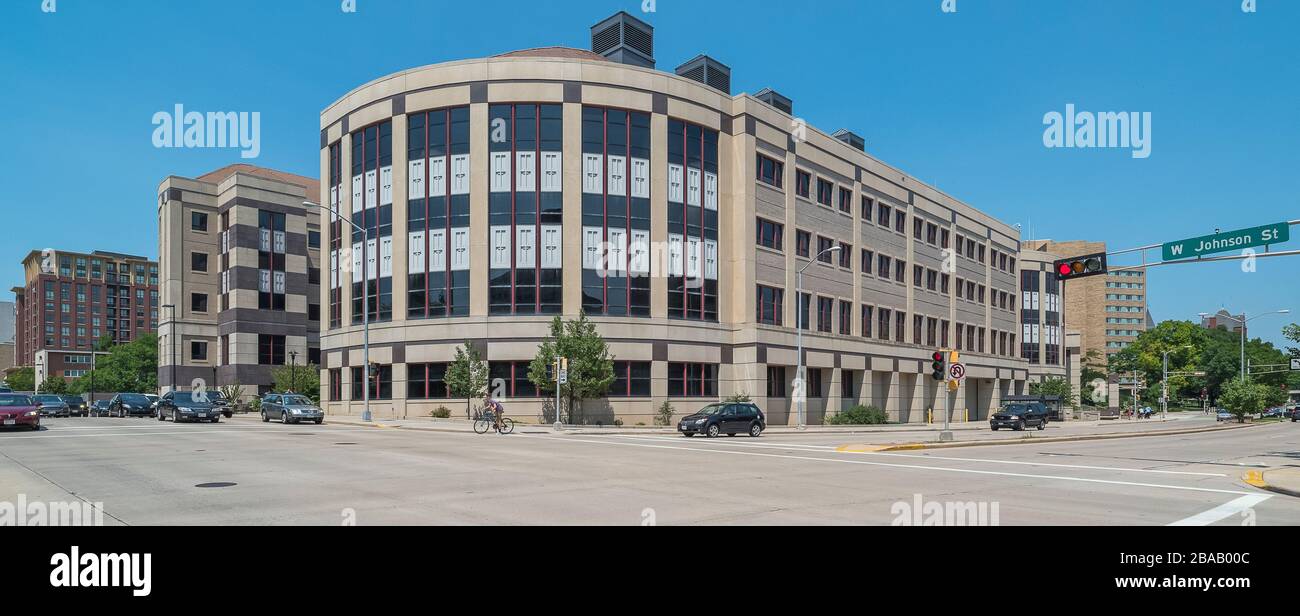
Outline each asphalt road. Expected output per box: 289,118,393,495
1,416,1297,526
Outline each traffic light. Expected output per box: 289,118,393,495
931,351,946,382
1054,253,1108,282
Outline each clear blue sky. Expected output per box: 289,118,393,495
2,0,1297,347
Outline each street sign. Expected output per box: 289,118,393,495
1162,222,1290,261
1291,358,1300,371
558,370,568,385
949,363,966,381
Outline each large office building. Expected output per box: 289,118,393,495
317,12,1030,425
157,164,322,396
1035,240,1150,363
12,250,158,387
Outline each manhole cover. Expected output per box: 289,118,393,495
195,482,237,489
334,442,358,446
290,433,316,436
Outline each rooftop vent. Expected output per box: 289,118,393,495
675,55,732,94
754,88,793,115
591,11,655,68
832,129,865,151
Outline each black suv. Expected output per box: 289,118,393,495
990,402,1049,431
679,403,766,438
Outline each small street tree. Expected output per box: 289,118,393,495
445,341,488,419
6,367,35,392
1030,377,1077,410
1218,378,1266,423
271,363,322,403
39,376,69,394
528,313,615,425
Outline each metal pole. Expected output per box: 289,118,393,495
1162,351,1168,421
1240,311,1246,383
796,268,804,430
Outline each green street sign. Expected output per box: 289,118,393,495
1162,223,1290,261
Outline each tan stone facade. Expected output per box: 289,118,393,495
318,50,1031,426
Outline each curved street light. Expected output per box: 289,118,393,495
795,245,843,430
304,200,372,422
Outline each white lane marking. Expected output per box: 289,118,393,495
1167,494,1273,526
32,424,268,431
593,434,1227,477
520,434,1257,497
0,427,381,440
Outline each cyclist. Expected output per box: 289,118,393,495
484,396,505,433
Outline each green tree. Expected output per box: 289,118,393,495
39,376,69,394
271,363,321,403
1218,378,1266,423
445,341,488,419
528,313,615,425
68,334,159,395
5,367,35,392
1283,323,1300,358
1030,377,1077,410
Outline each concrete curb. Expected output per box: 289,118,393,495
875,422,1258,451
1243,469,1300,499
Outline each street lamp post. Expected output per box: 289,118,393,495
305,201,372,422
289,350,298,394
796,245,842,430
162,305,176,394
1199,309,1290,382
1161,345,1193,421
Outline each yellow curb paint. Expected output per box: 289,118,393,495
835,445,892,453
1243,470,1268,489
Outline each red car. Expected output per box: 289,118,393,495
0,393,42,431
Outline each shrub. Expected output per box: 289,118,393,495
724,392,753,403
430,406,452,419
826,405,889,425
654,401,675,427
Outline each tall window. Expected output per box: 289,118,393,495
351,365,392,400
756,154,783,188
407,107,472,319
257,334,285,365
756,218,783,250
756,285,783,326
350,121,394,324
582,107,650,317
489,361,537,398
257,210,286,310
666,119,719,322
328,142,343,328
817,297,833,333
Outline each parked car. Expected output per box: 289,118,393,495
108,393,155,418
89,400,111,417
207,390,233,418
144,394,160,412
990,402,1049,431
155,392,221,423
678,402,765,438
33,394,71,418
260,393,324,425
1262,407,1285,419
61,395,88,417
0,394,41,431
1216,410,1235,422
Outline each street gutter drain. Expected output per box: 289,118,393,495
195,482,237,489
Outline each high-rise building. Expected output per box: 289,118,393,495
1034,240,1150,364
157,164,321,396
315,12,1032,424
13,250,159,387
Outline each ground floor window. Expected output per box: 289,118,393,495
408,363,449,399
329,368,342,402
350,365,392,401
668,363,718,398
609,361,652,397
489,361,537,398
767,366,787,398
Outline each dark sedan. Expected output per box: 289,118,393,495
155,392,221,423
0,394,42,431
109,393,155,418
33,394,71,418
89,400,111,417
61,395,88,417
679,402,766,438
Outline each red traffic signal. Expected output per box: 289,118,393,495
931,351,946,381
1053,253,1108,282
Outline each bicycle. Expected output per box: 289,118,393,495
473,410,515,435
